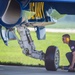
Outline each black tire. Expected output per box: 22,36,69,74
45,46,60,71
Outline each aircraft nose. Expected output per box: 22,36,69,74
0,0,9,17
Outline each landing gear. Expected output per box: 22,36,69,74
45,46,60,71
15,22,60,71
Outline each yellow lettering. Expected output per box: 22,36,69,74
29,2,44,19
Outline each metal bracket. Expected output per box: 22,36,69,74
15,24,44,60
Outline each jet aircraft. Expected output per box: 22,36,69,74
0,0,75,71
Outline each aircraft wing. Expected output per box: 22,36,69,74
0,0,75,45
31,0,75,2
0,0,75,28
30,0,75,14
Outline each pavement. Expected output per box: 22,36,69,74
0,65,75,75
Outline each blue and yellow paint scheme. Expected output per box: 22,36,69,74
0,0,75,44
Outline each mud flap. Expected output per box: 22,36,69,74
8,31,16,40
35,26,46,40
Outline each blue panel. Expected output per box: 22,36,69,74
48,2,75,14
8,31,16,40
0,0,9,17
35,26,46,40
18,0,30,9
31,0,75,2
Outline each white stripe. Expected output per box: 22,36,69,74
28,28,75,33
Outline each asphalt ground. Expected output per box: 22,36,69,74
0,65,75,75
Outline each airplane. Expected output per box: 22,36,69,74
0,0,75,71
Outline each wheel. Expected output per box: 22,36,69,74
45,46,60,71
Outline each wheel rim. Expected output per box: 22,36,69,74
54,47,60,69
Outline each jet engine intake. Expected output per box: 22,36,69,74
2,0,21,24
0,0,22,28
